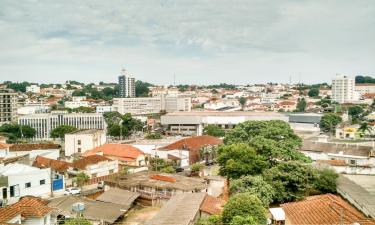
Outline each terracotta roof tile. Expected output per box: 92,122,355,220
0,207,20,223
200,194,225,215
83,143,144,160
33,156,72,173
281,194,375,225
9,143,60,152
150,174,176,183
0,143,12,149
72,155,112,170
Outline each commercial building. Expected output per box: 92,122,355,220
288,113,322,131
0,88,18,125
64,129,106,156
18,112,106,140
64,96,89,109
68,155,118,179
161,111,288,136
331,75,356,103
112,95,192,115
118,69,136,98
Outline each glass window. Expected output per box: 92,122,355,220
40,179,46,185
25,182,31,188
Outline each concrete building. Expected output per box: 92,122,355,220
355,83,375,95
161,111,288,136
118,69,136,98
331,75,356,103
18,112,106,140
64,129,106,157
113,96,163,115
96,105,112,113
68,155,118,179
64,96,89,109
0,163,51,204
164,95,192,112
288,113,322,131
0,88,17,125
26,84,40,93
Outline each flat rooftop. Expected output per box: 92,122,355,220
67,129,103,135
337,174,375,218
165,111,285,116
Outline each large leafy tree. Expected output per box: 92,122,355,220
224,120,309,162
308,88,319,97
348,105,364,122
313,168,338,194
0,124,36,142
203,124,225,137
217,143,269,179
50,125,78,139
222,193,267,225
262,161,317,203
319,113,342,132
296,97,307,112
239,97,247,110
230,175,275,207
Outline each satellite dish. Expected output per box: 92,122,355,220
72,202,85,213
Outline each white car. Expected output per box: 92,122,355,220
64,187,81,195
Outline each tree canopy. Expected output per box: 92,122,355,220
0,124,36,143
296,97,307,112
222,193,267,225
319,113,342,132
203,124,225,137
308,88,320,97
50,125,78,139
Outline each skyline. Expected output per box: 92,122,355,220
0,0,374,85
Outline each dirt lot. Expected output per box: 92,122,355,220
120,205,161,225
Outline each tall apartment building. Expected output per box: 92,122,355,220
0,88,18,125
118,69,136,98
112,95,192,115
18,112,106,140
331,75,356,103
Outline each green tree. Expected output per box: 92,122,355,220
135,80,152,97
224,120,309,163
262,161,317,203
217,143,269,179
230,175,275,207
145,133,162,139
203,125,225,137
313,168,338,194
64,217,92,225
308,88,320,97
0,124,36,142
50,125,78,139
72,106,95,113
320,113,342,133
348,105,364,122
296,97,307,112
200,145,218,164
190,163,204,173
196,215,222,225
160,165,176,173
222,193,267,225
239,97,247,110
74,172,90,189
358,122,374,136
103,111,122,126
230,216,257,225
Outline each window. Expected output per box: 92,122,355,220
350,160,357,165
109,169,114,174
78,148,81,153
92,173,97,178
40,179,46,185
9,185,19,197
77,140,81,145
25,182,31,188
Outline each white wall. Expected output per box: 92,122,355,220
83,160,119,178
65,131,106,156
24,214,51,225
9,149,59,160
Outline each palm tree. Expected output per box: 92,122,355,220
358,122,374,137
74,172,90,194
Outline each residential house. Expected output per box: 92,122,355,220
117,171,207,205
0,196,54,225
281,194,375,225
158,135,223,166
300,141,375,175
68,155,118,179
96,188,139,213
83,143,146,167
0,163,51,205
145,193,224,225
6,143,60,160
64,129,106,157
48,195,125,225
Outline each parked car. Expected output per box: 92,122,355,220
174,167,184,173
98,181,105,189
64,187,81,195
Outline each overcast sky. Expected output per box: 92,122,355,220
0,0,374,85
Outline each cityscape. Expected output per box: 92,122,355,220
1,1,375,225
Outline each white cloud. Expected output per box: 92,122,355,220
0,0,374,84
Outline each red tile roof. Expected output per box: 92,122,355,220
83,144,144,161
72,155,112,170
281,194,375,225
316,159,347,166
33,156,72,173
200,194,225,215
0,143,12,149
9,143,60,152
0,196,52,222
159,135,222,164
150,174,176,183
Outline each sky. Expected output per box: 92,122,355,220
0,0,374,85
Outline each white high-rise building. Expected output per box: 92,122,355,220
331,75,355,103
118,69,136,98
